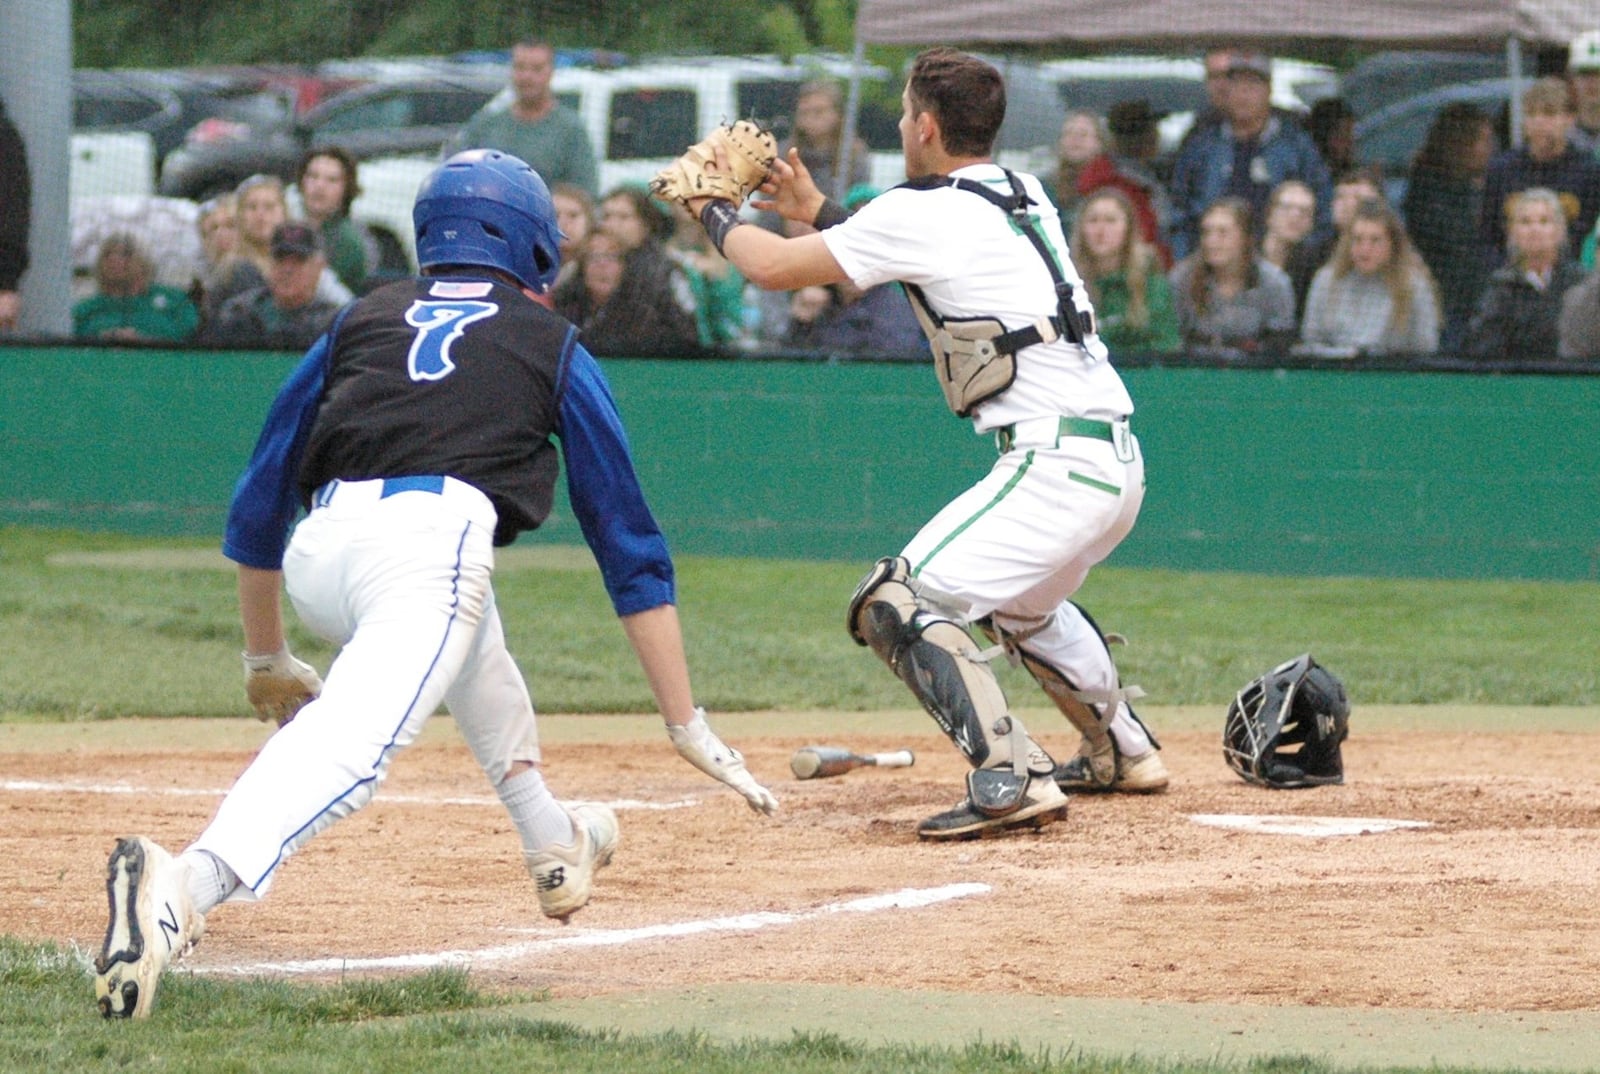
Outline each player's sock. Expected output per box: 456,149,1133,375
179,848,240,913
497,766,575,851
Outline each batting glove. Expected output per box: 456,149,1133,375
667,707,779,816
242,645,323,728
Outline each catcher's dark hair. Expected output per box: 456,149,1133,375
907,47,1004,158
297,146,361,216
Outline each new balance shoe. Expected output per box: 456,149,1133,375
917,770,1068,841
525,803,618,921
94,836,205,1019
1054,747,1169,794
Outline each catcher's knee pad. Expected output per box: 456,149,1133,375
848,557,1049,776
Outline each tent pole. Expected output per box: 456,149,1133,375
1507,36,1524,147
837,35,867,199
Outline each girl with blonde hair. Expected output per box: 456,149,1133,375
1070,188,1180,353
1300,197,1440,355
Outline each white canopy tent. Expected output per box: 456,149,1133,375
854,0,1593,52
846,0,1594,148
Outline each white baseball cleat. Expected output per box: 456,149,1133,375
94,836,205,1019
524,803,619,922
1054,747,1170,794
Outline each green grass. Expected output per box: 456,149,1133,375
2,526,1596,719
0,938,1550,1074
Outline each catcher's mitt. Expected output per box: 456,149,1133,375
649,119,777,208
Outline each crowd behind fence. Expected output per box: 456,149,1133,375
4,38,1599,368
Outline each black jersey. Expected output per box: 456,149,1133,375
298,276,574,546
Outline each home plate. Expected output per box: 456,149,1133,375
1190,814,1431,837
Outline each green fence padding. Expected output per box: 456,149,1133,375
4,346,1596,580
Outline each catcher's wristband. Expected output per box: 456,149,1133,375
811,197,850,230
699,200,746,257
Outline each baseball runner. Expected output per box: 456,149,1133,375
655,48,1166,841
94,149,777,1019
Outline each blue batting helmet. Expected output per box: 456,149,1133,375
413,149,562,292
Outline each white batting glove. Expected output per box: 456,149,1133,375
667,707,778,816
242,645,323,727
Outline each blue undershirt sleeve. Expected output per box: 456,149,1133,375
220,339,331,570
555,343,676,616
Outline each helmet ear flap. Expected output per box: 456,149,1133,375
1223,655,1349,788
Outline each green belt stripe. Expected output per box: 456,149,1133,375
997,416,1115,453
912,450,1036,576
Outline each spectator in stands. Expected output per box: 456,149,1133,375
1404,103,1496,352
783,284,837,350
1076,98,1175,268
1299,198,1440,356
451,39,599,197
781,79,872,204
192,194,239,313
203,222,343,349
1257,179,1321,320
1168,52,1333,260
1175,47,1234,159
207,174,352,325
1071,188,1181,354
1558,268,1600,358
553,209,697,358
1464,187,1589,362
1168,196,1296,354
811,273,925,360
597,185,698,353
549,182,594,293
0,94,30,333
667,200,745,349
296,147,372,295
1306,97,1357,178
72,232,199,343
1567,30,1600,157
1480,77,1600,264
1048,109,1106,234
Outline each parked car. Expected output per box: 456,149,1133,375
73,67,293,184
1039,54,1339,155
157,75,500,201
1353,78,1515,202
1338,51,1530,118
474,53,1120,195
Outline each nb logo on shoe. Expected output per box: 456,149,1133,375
536,867,565,892
157,902,181,952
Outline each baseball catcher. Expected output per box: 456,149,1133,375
1223,654,1350,788
649,119,777,209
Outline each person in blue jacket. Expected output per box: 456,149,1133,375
92,150,776,1021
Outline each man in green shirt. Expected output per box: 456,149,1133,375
452,39,598,198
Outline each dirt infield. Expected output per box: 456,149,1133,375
4,707,1599,1068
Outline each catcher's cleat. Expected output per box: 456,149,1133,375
94,836,205,1019
917,770,1068,841
1054,747,1169,794
525,803,618,922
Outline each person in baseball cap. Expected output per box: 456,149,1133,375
269,220,324,260
1226,51,1272,83
1568,30,1600,156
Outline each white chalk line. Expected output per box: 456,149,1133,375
191,883,990,978
1190,813,1432,837
0,778,698,811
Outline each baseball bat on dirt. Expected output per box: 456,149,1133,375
790,745,915,780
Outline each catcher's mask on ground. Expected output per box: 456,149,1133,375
1223,654,1350,788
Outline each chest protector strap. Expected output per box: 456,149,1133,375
899,170,1095,417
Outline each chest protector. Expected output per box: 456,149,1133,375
897,171,1095,417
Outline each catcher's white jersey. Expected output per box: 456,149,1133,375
821,163,1134,432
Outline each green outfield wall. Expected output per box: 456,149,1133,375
3,345,1596,581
